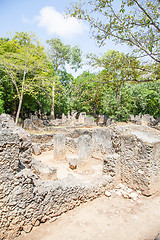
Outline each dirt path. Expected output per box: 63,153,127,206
16,191,160,240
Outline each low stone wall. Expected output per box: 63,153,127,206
103,125,160,196
1,168,112,240
30,124,160,196
1,114,160,239
117,125,160,196
0,115,112,240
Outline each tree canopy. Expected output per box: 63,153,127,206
69,0,160,64
0,31,160,123
0,32,52,123
46,38,82,118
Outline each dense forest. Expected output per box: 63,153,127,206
0,0,160,123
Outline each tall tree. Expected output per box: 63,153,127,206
46,38,82,118
0,32,52,123
71,71,104,116
69,0,160,64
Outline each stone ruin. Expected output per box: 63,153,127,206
1,113,160,239
23,111,96,131
129,113,160,129
0,114,112,240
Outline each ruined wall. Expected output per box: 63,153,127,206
0,115,112,240
1,114,160,239
103,125,160,196
51,125,160,196
117,125,160,196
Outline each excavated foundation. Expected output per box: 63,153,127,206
0,114,160,239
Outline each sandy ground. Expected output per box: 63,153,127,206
33,150,103,180
15,150,160,240
16,191,160,240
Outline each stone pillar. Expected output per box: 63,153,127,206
53,133,66,161
71,110,77,125
77,134,92,168
78,112,86,124
62,113,67,124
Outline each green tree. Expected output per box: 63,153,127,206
69,0,160,65
86,50,149,120
0,32,52,123
71,71,104,116
46,38,82,118
129,81,160,118
0,90,4,114
88,50,142,83
54,70,74,117
102,83,133,121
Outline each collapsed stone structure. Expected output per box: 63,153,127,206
0,114,111,240
23,111,95,131
129,113,160,130
1,113,160,239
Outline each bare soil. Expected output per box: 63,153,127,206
16,191,160,240
33,150,103,180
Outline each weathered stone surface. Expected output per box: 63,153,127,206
0,114,32,170
0,115,114,240
78,134,92,167
32,158,57,180
92,128,112,159
78,112,86,124
129,114,155,126
103,153,121,185
54,133,66,161
97,115,114,126
68,155,78,170
1,114,160,240
23,224,33,233
114,125,160,196
32,144,41,155
31,115,43,128
23,110,96,129
30,133,55,153
154,233,160,240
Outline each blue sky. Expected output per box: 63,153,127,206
0,0,131,75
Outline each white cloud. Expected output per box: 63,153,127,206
35,6,88,38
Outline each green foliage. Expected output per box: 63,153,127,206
0,91,4,114
46,38,82,118
46,38,82,72
129,81,160,118
54,71,74,117
0,31,159,123
102,81,160,121
89,50,142,83
102,83,134,121
0,32,52,122
70,71,104,116
69,0,160,64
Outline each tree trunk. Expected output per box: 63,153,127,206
15,70,26,124
50,83,55,119
15,92,23,124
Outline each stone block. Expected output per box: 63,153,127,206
32,158,57,180
32,144,41,155
115,125,160,196
77,134,92,167
53,133,66,161
78,112,86,124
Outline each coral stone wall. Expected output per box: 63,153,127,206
0,115,112,240
1,114,160,239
